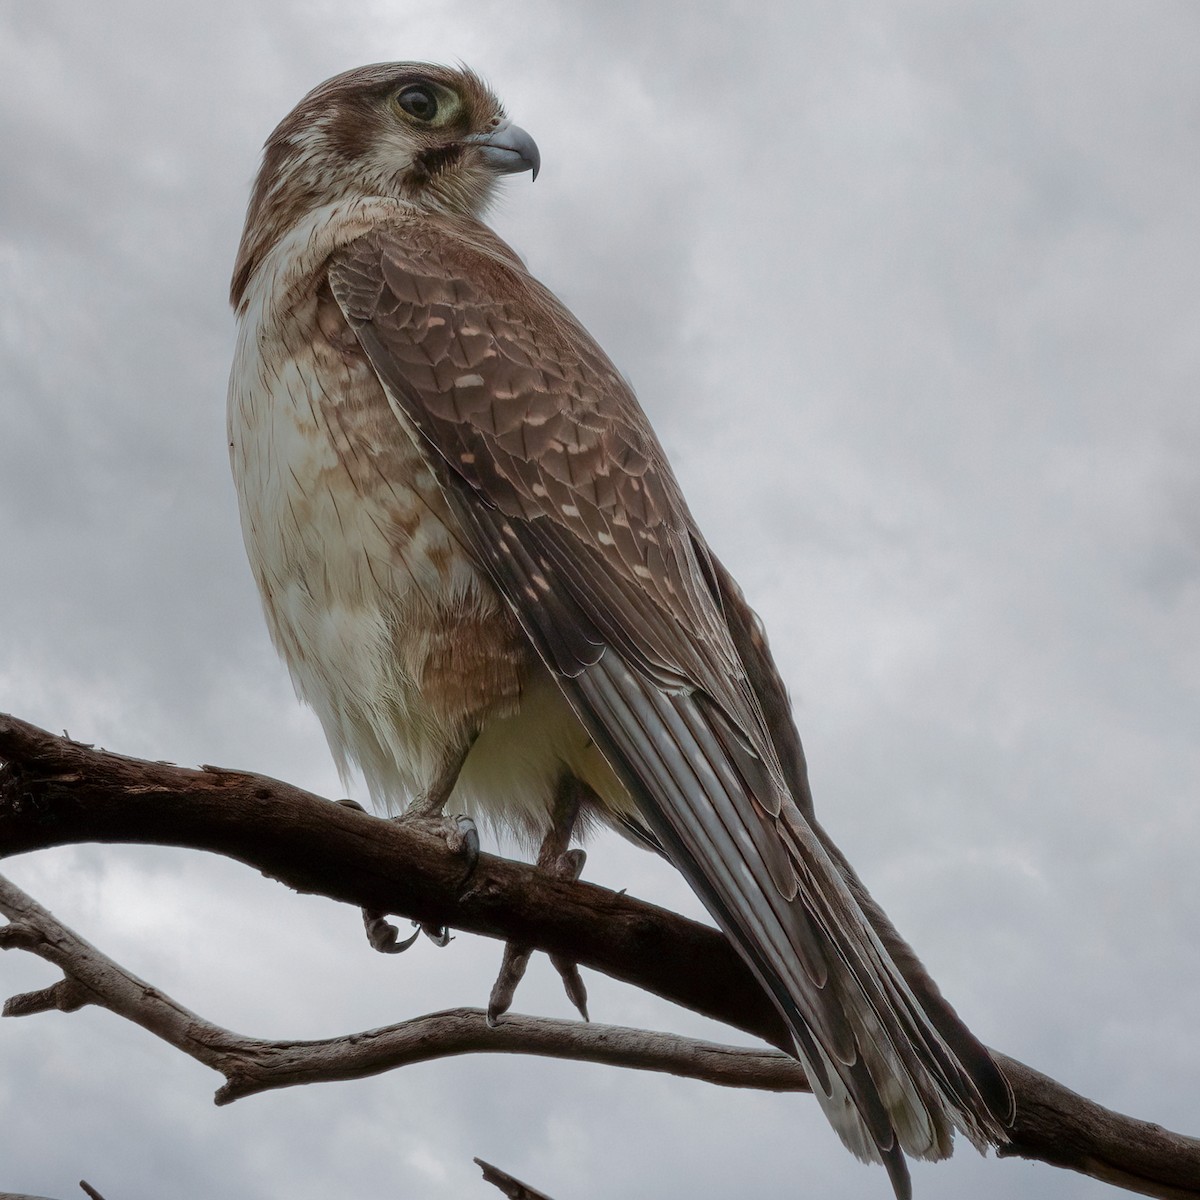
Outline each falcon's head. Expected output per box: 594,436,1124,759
231,62,539,307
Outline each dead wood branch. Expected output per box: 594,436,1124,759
0,872,804,1102
2,713,1199,1197
475,1158,559,1200
0,1188,106,1200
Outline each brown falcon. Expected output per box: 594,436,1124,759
228,62,1012,1197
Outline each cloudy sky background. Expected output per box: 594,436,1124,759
1,2,1198,1197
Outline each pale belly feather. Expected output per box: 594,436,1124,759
228,258,629,843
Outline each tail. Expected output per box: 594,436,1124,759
790,810,1012,1198
708,551,1014,1195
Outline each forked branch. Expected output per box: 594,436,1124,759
1,713,1198,1198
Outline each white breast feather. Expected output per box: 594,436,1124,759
228,200,629,838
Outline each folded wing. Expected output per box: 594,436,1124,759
328,215,1012,1198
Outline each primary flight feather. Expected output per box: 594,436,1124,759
228,62,1012,1196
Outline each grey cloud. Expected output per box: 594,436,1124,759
1,3,1197,1198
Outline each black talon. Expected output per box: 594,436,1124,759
362,909,422,954
421,922,452,947
550,955,590,1022
450,814,480,879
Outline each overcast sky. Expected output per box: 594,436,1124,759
1,2,1198,1198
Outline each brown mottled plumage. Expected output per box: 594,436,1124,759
227,63,1012,1197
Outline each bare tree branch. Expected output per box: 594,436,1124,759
0,872,806,1102
0,1188,107,1200
475,1159,559,1200
0,713,788,1047
2,713,1199,1198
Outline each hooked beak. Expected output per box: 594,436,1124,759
466,119,541,180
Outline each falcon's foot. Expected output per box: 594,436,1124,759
393,808,480,873
487,844,589,1024
487,777,590,1026
335,798,479,955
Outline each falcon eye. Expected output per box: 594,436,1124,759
396,85,439,122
